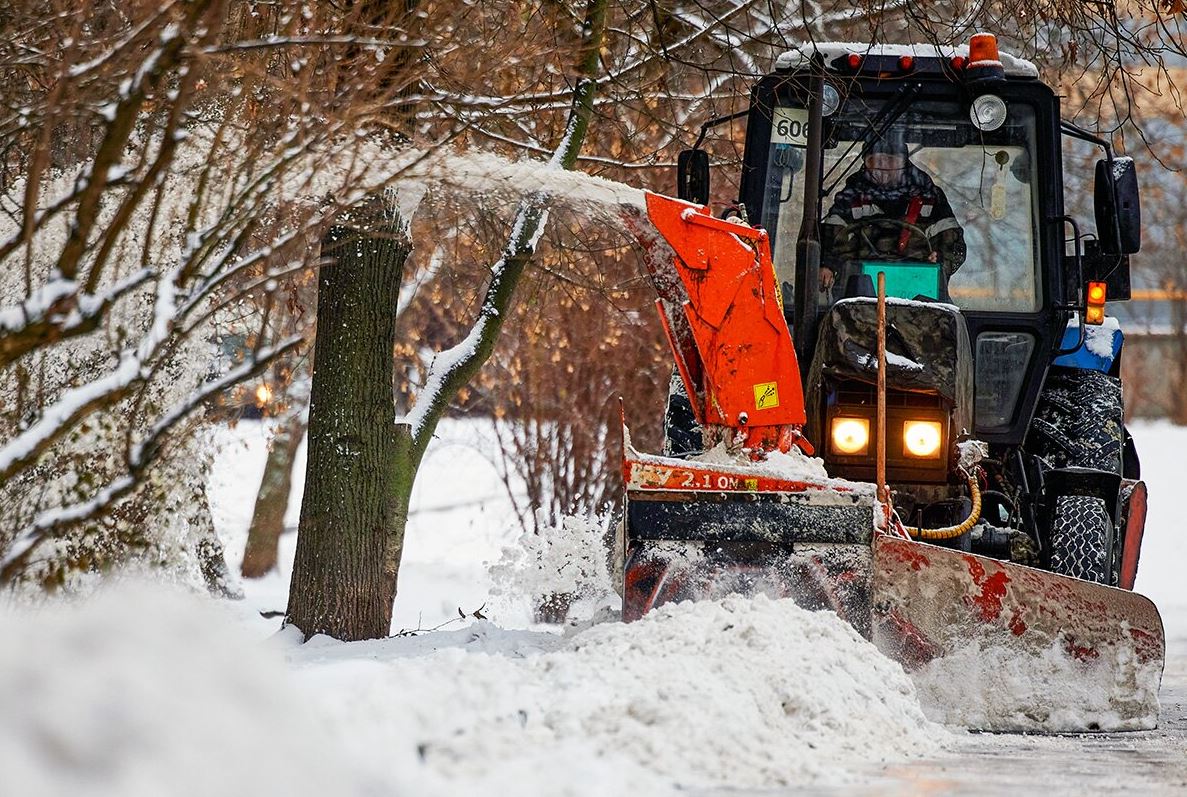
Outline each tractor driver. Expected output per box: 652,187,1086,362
820,131,966,297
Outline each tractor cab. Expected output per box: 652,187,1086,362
679,36,1140,451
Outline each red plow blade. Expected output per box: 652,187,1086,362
872,534,1165,732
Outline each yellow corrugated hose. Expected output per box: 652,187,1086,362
904,468,982,541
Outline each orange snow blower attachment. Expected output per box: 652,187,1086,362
630,192,808,454
620,191,880,659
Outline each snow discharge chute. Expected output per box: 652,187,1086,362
618,190,1164,732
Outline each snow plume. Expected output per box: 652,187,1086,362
487,509,619,626
402,149,647,216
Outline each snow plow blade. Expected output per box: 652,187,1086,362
871,534,1165,732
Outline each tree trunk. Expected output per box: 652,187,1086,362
241,414,307,578
285,217,410,640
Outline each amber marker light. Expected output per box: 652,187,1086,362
1086,281,1107,325
831,417,870,456
903,420,944,458
968,33,1001,66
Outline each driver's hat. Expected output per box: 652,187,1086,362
869,128,908,157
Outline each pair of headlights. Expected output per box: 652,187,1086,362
831,417,944,459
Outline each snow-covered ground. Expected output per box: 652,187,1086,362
2,418,1185,795
204,419,951,793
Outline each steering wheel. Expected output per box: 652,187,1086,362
839,218,934,261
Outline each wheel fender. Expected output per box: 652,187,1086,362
1040,466,1123,523
1118,479,1148,590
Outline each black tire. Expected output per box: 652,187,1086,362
1047,494,1114,584
1028,367,1123,473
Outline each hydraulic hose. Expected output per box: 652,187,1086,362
905,468,982,541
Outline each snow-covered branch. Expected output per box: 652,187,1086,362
0,335,301,581
404,2,608,460
0,0,448,588
0,269,152,368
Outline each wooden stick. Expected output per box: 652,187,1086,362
876,271,889,526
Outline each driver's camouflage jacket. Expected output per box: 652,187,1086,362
821,163,967,279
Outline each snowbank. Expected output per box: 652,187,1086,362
287,595,944,792
0,585,388,797
0,584,944,796
1130,421,1187,641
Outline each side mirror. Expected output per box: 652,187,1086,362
677,149,710,205
1094,157,1141,255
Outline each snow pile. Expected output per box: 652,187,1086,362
1085,315,1122,358
691,440,828,480
0,586,387,797
683,440,875,495
912,635,1162,732
488,509,618,625
288,594,945,792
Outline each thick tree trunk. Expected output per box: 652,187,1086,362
241,414,307,578
285,218,410,640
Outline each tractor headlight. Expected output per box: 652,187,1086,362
831,417,870,455
970,94,1007,131
903,420,943,458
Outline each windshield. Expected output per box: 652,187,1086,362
761,96,1041,313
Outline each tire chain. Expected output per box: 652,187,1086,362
1048,494,1111,583
1029,367,1123,472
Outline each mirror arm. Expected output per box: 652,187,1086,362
1061,121,1125,254
1060,120,1110,151
692,109,749,151
1053,214,1087,358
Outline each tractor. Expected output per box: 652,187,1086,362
617,34,1163,732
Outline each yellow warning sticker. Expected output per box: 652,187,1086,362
744,478,759,491
753,382,779,410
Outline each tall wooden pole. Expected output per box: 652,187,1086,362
876,272,889,526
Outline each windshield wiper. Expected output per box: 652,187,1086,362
822,82,923,197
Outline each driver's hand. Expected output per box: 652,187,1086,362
927,252,938,263
819,267,835,291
